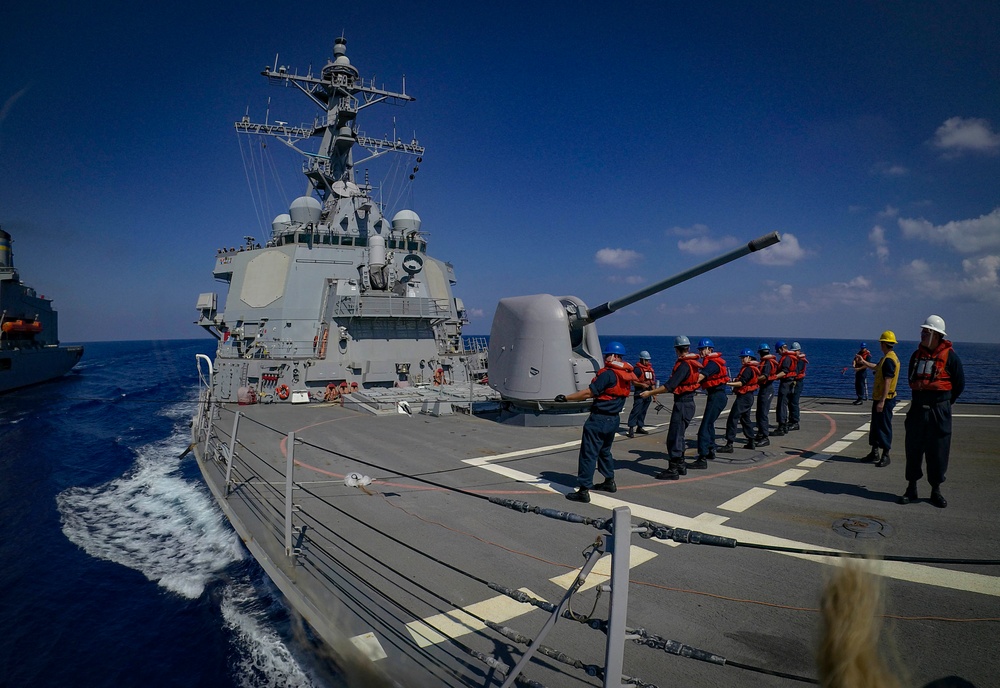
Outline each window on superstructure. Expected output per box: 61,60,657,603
342,237,354,247
355,237,367,247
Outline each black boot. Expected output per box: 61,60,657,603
930,487,948,508
743,439,756,450
687,456,708,470
874,452,891,468
566,488,591,503
897,482,918,505
656,463,683,480
592,478,618,493
636,427,649,434
717,443,734,454
772,425,786,436
627,427,635,438
788,423,800,431
755,437,770,447
861,447,879,463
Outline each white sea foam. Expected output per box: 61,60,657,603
57,422,243,599
221,580,316,688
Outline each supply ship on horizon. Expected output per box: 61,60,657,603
0,228,83,393
191,38,1000,687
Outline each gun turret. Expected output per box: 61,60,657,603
488,232,780,417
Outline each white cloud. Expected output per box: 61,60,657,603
877,205,899,219
870,162,908,177
899,256,1000,304
677,235,740,255
840,276,871,289
468,308,484,319
898,207,1000,253
667,223,711,238
931,116,1000,156
869,225,889,263
806,275,881,309
959,255,1000,302
595,247,641,269
751,232,805,266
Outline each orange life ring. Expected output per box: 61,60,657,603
276,384,290,400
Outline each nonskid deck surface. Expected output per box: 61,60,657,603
198,394,1000,687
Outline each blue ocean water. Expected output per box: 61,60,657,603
0,337,994,687
0,340,341,688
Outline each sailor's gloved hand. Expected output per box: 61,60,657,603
554,394,567,403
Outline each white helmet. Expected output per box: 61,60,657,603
922,314,947,336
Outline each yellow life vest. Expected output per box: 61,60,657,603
873,350,900,400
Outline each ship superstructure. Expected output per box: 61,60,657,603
197,38,486,404
0,228,83,393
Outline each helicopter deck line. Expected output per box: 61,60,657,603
196,393,1000,687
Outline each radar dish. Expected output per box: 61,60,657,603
331,181,360,197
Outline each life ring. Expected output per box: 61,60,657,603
276,384,290,400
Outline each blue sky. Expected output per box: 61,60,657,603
3,1,999,343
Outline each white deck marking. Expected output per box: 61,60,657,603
549,545,657,591
693,512,730,526
406,587,543,648
842,430,867,441
797,458,826,468
765,469,809,487
464,441,581,465
823,440,854,453
718,487,775,513
410,546,658,647
465,434,1000,597
350,631,388,661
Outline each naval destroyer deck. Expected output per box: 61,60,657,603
192,390,1000,687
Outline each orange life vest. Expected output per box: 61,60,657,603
779,352,799,380
672,354,703,395
795,352,808,379
634,360,655,385
759,354,778,382
700,352,729,390
909,340,954,392
735,361,760,395
595,360,637,400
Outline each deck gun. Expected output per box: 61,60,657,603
488,232,780,412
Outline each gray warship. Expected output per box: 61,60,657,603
0,228,83,393
192,39,1000,687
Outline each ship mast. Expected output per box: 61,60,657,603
234,37,424,211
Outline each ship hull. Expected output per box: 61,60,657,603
0,345,84,394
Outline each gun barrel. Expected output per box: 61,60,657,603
586,231,780,322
